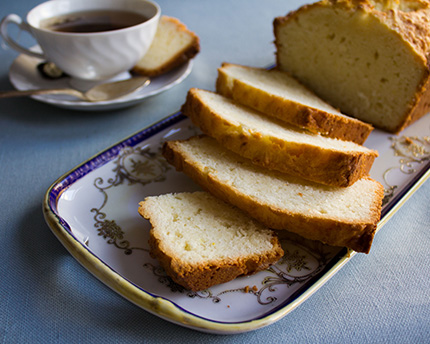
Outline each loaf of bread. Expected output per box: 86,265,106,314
181,88,378,187
216,62,373,144
132,16,200,77
138,191,284,291
274,0,430,133
163,136,384,253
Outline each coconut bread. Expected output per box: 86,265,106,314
162,136,384,253
132,16,200,77
181,88,378,187
138,191,284,291
274,0,430,133
216,62,373,144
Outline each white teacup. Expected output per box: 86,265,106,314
0,0,160,80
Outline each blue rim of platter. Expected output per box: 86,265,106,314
43,110,430,334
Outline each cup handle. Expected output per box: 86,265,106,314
0,14,46,59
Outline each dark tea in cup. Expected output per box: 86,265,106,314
40,9,148,33
0,0,160,80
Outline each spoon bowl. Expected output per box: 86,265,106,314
0,76,150,102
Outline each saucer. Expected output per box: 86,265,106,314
8,47,193,111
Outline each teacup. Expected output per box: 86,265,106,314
0,0,160,80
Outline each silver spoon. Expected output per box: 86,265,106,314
0,76,150,102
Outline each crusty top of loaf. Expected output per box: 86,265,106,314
347,0,430,60
277,0,430,63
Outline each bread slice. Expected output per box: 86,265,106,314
274,0,430,133
132,16,200,77
138,191,284,291
216,62,373,144
163,136,384,253
181,88,378,187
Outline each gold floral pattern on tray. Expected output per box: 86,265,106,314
142,236,338,305
91,144,170,255
91,141,340,305
382,135,430,205
44,113,430,333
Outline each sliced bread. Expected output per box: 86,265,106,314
163,136,384,253
132,16,200,77
216,63,373,144
181,88,378,187
274,0,430,133
138,191,284,291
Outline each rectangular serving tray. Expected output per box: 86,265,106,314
43,111,430,334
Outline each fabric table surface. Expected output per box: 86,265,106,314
0,0,429,343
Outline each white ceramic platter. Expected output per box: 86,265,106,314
8,47,193,111
43,112,430,334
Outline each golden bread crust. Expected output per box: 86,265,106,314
148,232,283,291
132,16,200,77
181,88,378,187
216,62,373,144
138,199,283,291
276,0,430,60
274,0,430,133
162,138,384,253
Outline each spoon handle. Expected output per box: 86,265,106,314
0,88,85,99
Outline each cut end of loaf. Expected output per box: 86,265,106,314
274,0,430,132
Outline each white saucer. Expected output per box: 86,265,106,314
8,48,193,111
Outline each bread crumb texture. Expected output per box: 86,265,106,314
138,192,283,291
132,16,200,76
162,136,384,253
182,88,377,187
274,0,430,132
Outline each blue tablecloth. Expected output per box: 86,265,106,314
1,1,429,342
